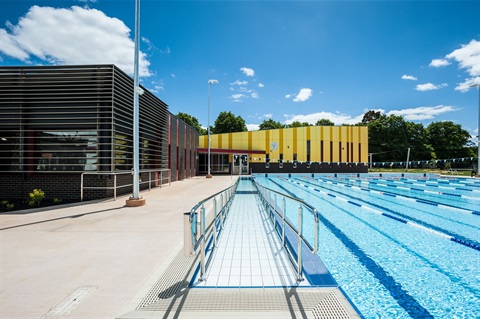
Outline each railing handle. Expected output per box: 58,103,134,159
297,204,303,281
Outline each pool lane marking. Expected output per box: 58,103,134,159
357,178,480,199
283,176,480,252
320,176,480,214
273,179,435,319
314,176,480,225
371,177,480,192
368,176,480,192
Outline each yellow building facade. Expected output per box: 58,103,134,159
198,126,368,174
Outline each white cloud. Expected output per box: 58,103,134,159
160,46,171,55
415,83,448,91
446,39,480,76
284,111,363,125
231,80,248,86
170,74,176,78
258,83,264,88
285,94,291,99
429,59,451,68
454,76,480,92
429,40,480,92
231,94,245,99
283,104,457,126
251,92,259,99
263,113,272,118
401,74,418,81
246,124,260,131
386,105,458,120
293,88,313,102
240,67,255,76
0,5,151,76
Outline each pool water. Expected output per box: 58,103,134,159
254,173,480,319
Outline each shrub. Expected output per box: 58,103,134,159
1,200,14,210
53,198,62,205
28,189,45,207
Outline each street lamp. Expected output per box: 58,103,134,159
206,79,218,178
126,0,145,206
471,83,480,177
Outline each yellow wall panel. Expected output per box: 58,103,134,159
332,140,339,162
198,125,368,164
284,128,293,162
322,126,330,142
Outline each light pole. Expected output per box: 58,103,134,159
126,0,145,206
206,79,218,178
471,83,480,176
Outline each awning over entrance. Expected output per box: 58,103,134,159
197,148,265,154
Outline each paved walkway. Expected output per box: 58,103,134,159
0,176,237,319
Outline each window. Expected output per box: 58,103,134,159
306,140,311,162
33,130,98,171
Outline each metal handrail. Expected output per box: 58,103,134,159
253,180,319,282
185,178,239,281
80,168,171,201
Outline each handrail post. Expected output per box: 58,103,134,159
213,197,217,248
282,197,286,247
274,194,277,230
314,208,319,253
200,204,206,280
80,173,84,201
220,193,224,228
297,204,303,281
184,212,193,256
114,174,117,201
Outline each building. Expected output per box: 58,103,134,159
198,126,369,174
0,65,198,200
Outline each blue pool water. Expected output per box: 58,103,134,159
254,173,480,319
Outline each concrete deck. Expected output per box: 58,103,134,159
0,176,237,319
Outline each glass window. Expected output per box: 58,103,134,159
33,130,98,171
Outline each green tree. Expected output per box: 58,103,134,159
212,111,247,134
259,119,285,130
426,121,475,159
288,121,311,128
368,114,416,162
361,110,382,124
315,118,334,126
176,112,207,135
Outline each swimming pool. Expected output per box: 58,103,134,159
254,173,480,319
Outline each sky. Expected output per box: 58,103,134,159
1,0,479,142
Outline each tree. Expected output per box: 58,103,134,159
315,118,334,126
288,121,311,128
368,114,415,162
176,112,206,134
426,121,475,160
361,110,382,124
212,111,247,134
259,119,285,130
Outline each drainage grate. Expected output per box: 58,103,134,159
137,250,197,309
140,288,337,312
43,285,97,318
311,291,352,319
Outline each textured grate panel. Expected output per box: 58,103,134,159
311,291,351,319
140,288,336,312
137,250,197,309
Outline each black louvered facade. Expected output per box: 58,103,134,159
0,65,198,200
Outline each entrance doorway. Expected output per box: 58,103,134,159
233,154,249,175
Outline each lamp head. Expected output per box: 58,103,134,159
208,79,219,85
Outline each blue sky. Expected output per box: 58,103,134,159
1,0,479,141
